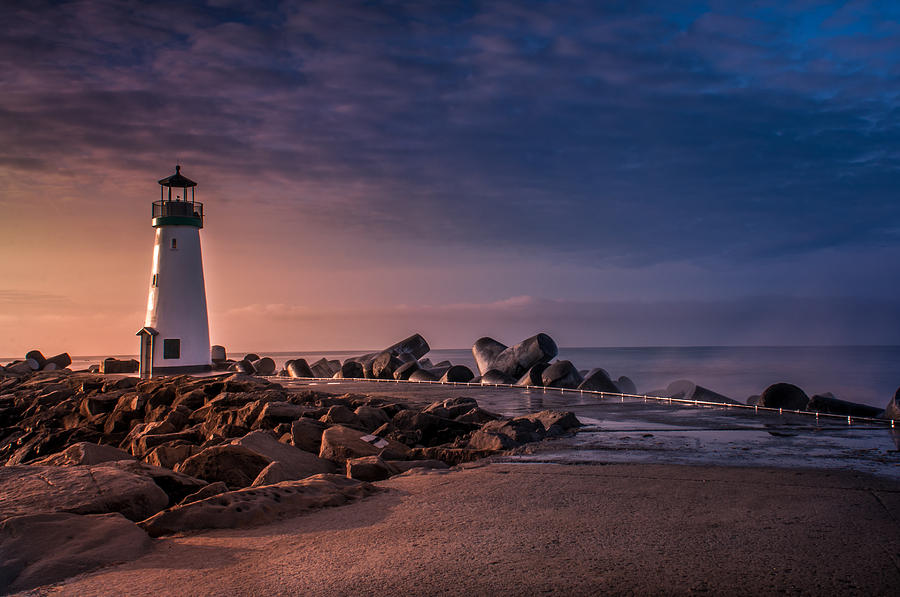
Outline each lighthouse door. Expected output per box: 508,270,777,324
139,333,153,379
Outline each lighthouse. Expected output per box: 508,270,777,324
136,165,212,377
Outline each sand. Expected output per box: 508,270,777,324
31,461,900,596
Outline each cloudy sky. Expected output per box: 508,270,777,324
2,0,899,356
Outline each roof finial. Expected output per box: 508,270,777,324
175,165,181,174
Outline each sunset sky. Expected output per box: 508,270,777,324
2,0,899,357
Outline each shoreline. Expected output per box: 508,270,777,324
37,461,900,596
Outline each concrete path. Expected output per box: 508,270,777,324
43,462,900,596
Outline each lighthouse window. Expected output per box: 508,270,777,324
152,274,158,287
171,238,177,250
163,339,181,359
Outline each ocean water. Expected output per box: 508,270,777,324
57,345,900,409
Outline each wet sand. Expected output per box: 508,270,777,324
40,462,900,596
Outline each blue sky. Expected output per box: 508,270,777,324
1,0,898,353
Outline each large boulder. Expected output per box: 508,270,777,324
472,337,508,375
883,387,900,420
440,365,475,383
0,465,169,522
334,361,365,379
251,357,276,376
139,474,378,537
480,369,516,385
32,442,135,466
309,358,336,378
291,418,328,453
287,359,314,378
488,334,558,379
371,351,403,380
519,410,582,435
807,393,884,418
345,455,396,482
175,445,272,489
516,363,549,386
758,383,809,411
319,425,410,464
541,361,584,389
103,460,208,507
408,369,439,382
665,380,741,405
231,430,335,480
578,368,619,393
0,512,152,593
393,360,421,380
384,333,431,361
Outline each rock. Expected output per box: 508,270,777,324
319,425,410,464
480,369,516,385
354,405,391,431
467,417,545,450
211,345,227,362
44,353,72,369
578,368,620,393
243,353,261,362
519,410,582,435
334,361,365,379
99,358,139,374
175,445,272,488
231,430,334,480
178,481,228,506
392,410,479,447
758,383,809,411
251,357,276,376
541,360,584,388
665,380,741,405
385,459,449,474
33,442,135,466
440,365,475,383
144,442,199,469
345,455,397,482
472,337,508,375
516,363,550,386
615,375,637,395
409,446,497,465
139,474,377,536
806,394,883,418
24,350,47,369
746,395,761,406
287,358,314,378
454,407,501,424
423,397,479,419
320,404,362,427
371,351,403,379
883,387,900,420
489,333,558,379
251,461,293,486
418,358,434,369
0,465,169,522
0,512,152,593
103,460,208,507
291,418,328,453
408,368,439,382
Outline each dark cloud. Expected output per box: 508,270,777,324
2,0,898,275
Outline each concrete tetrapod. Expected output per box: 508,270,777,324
488,334,558,380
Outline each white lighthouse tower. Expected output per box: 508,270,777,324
136,165,211,377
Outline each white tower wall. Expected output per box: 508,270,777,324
145,224,211,371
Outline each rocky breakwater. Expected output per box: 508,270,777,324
0,366,580,592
